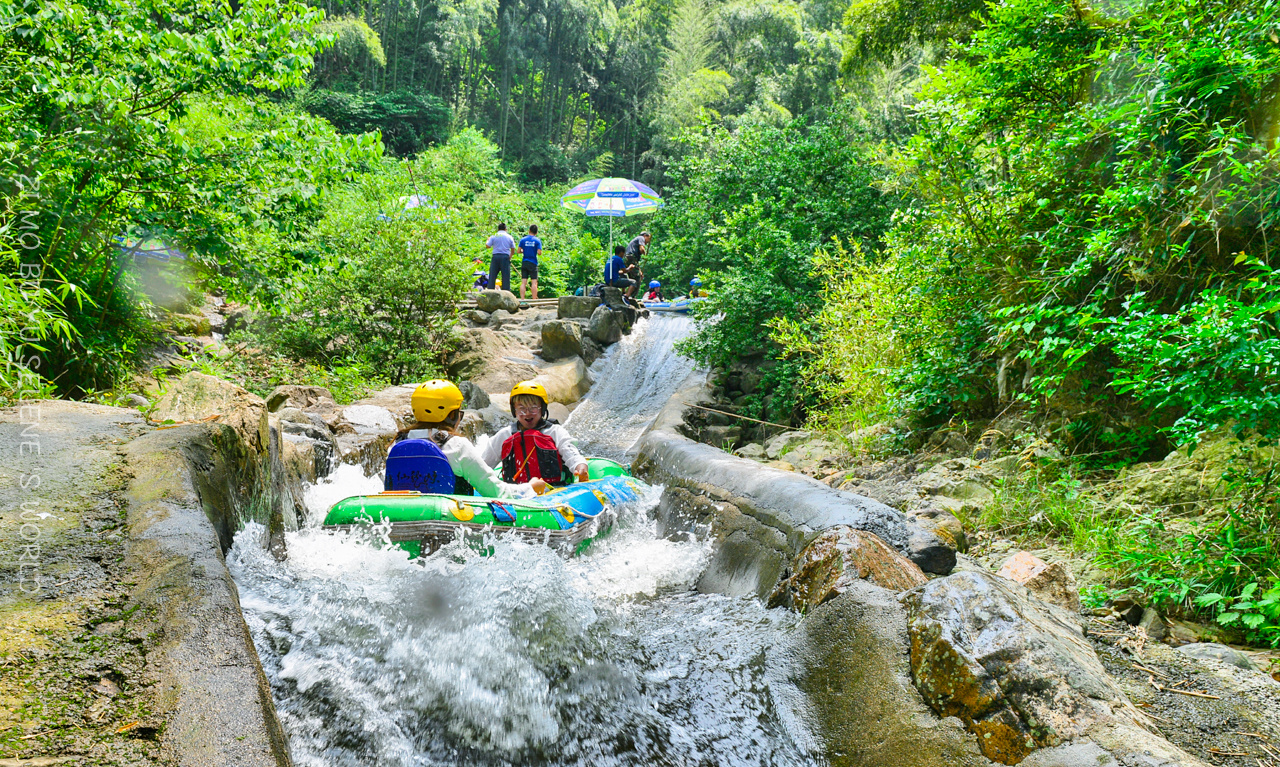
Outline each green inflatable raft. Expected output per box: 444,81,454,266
322,457,642,557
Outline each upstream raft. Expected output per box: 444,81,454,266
642,297,707,314
322,457,643,557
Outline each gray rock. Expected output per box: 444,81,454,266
276,406,311,425
476,404,513,434
265,384,336,413
905,570,1147,764
541,319,585,361
558,295,601,319
764,430,812,460
700,424,742,448
458,380,490,410
634,429,957,578
1137,607,1168,642
488,308,519,327
788,582,996,766
152,371,269,452
547,402,571,423
461,308,491,325
733,443,767,460
122,393,150,409
581,336,605,366
1176,643,1256,671
475,289,520,313
588,305,624,344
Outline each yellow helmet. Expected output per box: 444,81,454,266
509,380,549,417
412,380,464,422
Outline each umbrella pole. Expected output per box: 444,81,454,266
609,216,613,253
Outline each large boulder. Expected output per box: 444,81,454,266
996,552,1081,612
458,380,491,410
787,581,996,767
265,384,335,413
765,430,812,460
904,570,1161,765
587,305,626,344
558,295,601,319
770,526,927,612
151,372,268,452
475,289,520,313
541,319,585,361
334,404,400,472
530,357,591,404
446,327,540,392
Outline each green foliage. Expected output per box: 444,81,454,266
1105,262,1280,446
655,114,894,420
303,89,451,156
803,0,1280,456
312,15,387,88
266,205,470,382
0,0,356,394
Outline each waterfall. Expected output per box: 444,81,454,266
227,314,822,767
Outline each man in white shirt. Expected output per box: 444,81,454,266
485,223,516,293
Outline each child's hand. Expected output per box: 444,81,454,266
530,478,549,495
574,463,589,482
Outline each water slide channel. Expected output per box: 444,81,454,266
228,315,824,767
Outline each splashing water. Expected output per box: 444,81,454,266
228,312,823,766
565,314,704,460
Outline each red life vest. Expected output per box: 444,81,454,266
500,427,565,484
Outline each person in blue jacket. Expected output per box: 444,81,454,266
604,244,637,297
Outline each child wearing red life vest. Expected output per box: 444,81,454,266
479,381,589,485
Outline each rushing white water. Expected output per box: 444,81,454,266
228,313,823,767
565,314,704,460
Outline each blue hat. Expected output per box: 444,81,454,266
690,277,702,287
649,280,661,288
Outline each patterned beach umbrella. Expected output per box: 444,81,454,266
560,178,663,249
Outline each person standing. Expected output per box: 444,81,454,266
625,231,651,263
624,231,651,286
485,223,516,293
518,224,543,299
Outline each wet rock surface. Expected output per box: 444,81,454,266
0,401,289,766
769,525,928,611
996,551,1082,612
151,371,269,452
905,570,1193,765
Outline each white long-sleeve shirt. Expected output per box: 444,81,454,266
406,429,535,499
479,422,587,475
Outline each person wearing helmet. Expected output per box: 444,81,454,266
398,379,546,498
643,280,663,302
479,381,589,484
689,277,708,298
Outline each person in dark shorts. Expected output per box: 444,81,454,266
518,224,542,299
603,244,637,296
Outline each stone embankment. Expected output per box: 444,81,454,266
635,382,1279,766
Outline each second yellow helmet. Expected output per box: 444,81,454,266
412,380,464,422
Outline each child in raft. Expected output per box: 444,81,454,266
480,381,589,485
396,379,546,499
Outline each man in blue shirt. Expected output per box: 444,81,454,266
603,244,637,297
518,224,543,299
485,223,516,292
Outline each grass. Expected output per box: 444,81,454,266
970,461,1280,647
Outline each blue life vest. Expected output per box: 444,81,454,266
384,439,456,494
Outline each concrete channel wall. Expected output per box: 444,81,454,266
631,381,956,601
0,401,291,766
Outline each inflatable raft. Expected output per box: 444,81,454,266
642,297,706,314
322,457,642,557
